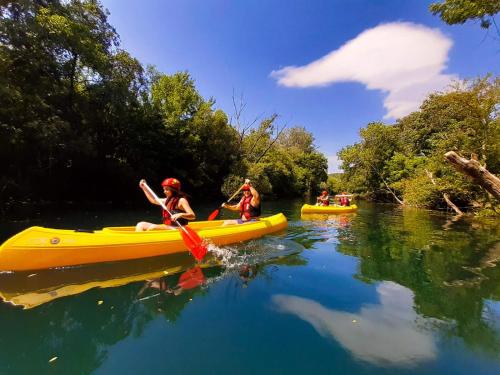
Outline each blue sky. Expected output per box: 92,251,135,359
101,0,499,172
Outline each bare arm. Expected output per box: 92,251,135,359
250,185,260,207
223,201,241,212
171,197,196,221
139,179,163,206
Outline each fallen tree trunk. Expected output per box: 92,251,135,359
445,151,500,200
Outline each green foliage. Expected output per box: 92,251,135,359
0,0,327,211
337,76,499,214
430,0,500,29
151,72,204,125
327,174,343,194
395,173,440,208
338,122,399,196
223,122,327,198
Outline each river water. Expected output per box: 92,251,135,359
0,201,499,374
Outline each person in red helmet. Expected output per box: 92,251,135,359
335,191,351,206
316,190,330,206
135,177,196,231
221,179,261,225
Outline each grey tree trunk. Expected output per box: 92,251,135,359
445,151,500,200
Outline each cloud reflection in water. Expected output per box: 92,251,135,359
272,282,436,367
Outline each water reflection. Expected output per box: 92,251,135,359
1,202,499,373
0,252,212,309
0,236,307,374
335,205,500,359
137,266,207,299
272,282,437,367
0,237,306,310
300,213,355,227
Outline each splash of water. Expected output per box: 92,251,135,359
207,237,304,269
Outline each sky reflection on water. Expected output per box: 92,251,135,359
0,202,499,374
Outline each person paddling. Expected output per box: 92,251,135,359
337,192,351,207
136,178,196,231
221,179,261,225
316,190,330,206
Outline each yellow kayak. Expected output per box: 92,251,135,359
300,204,358,214
0,213,287,271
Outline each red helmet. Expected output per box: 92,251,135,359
322,190,328,195
241,184,251,191
161,178,181,191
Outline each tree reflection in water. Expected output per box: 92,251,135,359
334,205,500,359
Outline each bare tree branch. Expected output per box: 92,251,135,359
425,169,464,215
254,122,287,164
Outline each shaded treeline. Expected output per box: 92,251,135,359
331,77,499,215
0,0,327,215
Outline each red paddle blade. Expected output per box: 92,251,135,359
178,266,206,290
179,226,208,261
207,208,220,221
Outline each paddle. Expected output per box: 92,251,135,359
207,183,245,220
177,266,206,290
142,182,207,261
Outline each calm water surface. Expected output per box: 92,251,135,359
0,201,499,374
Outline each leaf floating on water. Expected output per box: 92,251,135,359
98,300,103,305
352,319,357,323
27,273,37,278
49,356,58,363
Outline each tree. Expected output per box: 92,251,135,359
0,0,330,213
338,122,402,203
430,0,500,31
337,76,499,215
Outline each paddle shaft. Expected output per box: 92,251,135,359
223,184,245,207
142,182,190,235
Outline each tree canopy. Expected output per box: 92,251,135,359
430,0,500,31
0,0,327,214
337,76,500,215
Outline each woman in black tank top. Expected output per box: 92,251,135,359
136,177,196,231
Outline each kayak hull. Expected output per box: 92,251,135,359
300,204,358,214
0,213,287,271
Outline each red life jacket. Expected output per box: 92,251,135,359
162,196,188,225
320,196,329,206
239,195,261,220
340,196,349,206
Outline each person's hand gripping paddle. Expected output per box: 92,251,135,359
207,180,248,220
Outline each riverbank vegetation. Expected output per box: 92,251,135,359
336,76,499,216
332,0,500,216
0,0,327,215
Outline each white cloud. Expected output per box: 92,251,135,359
271,22,457,119
327,154,342,174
